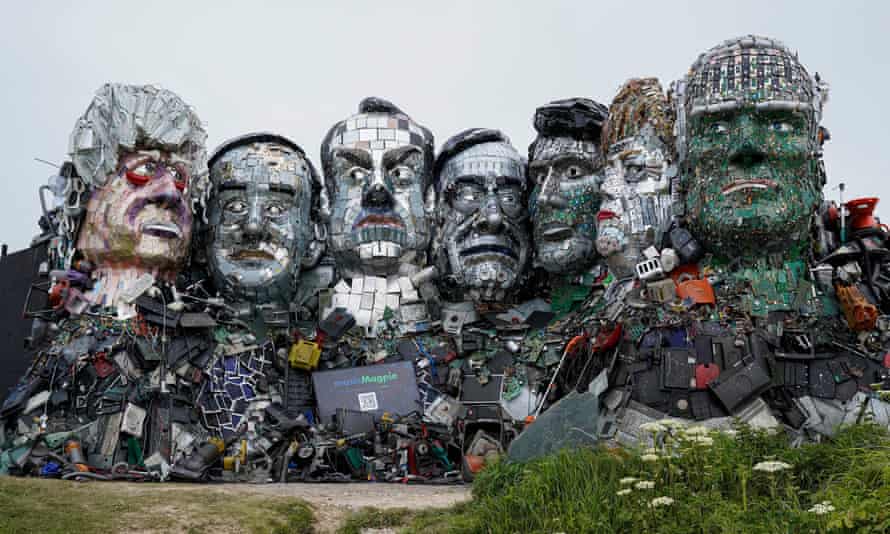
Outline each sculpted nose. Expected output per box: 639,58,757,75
363,183,393,208
475,196,503,233
244,202,263,237
537,167,567,208
729,142,766,169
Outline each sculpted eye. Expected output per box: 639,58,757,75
169,166,187,191
770,121,794,133
225,200,247,214
391,166,416,185
566,166,583,178
709,122,729,135
126,162,155,186
349,167,369,181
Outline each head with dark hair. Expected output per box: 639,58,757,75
432,128,530,303
320,97,435,277
527,98,607,274
202,132,322,304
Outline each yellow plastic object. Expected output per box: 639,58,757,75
289,340,321,370
222,440,247,471
209,437,226,454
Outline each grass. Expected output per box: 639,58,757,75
7,423,890,533
342,422,890,534
0,477,315,534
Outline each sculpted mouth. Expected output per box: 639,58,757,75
141,222,182,239
459,244,519,261
537,223,573,241
229,249,276,261
721,179,777,196
354,214,405,229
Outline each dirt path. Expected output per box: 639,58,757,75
119,482,472,533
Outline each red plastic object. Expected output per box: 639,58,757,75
591,324,622,353
670,264,701,285
676,279,716,305
596,210,618,222
48,280,69,310
845,197,879,230
883,353,890,369
93,353,115,378
695,363,721,389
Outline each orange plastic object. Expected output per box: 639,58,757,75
676,279,716,305
464,454,486,474
670,263,701,285
845,197,879,230
835,283,878,331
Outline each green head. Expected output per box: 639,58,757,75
677,35,829,260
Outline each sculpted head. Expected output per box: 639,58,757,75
320,97,434,277
528,98,607,275
205,133,317,304
676,35,829,258
597,78,676,275
70,84,206,273
433,129,529,303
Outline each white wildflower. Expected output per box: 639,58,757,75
752,461,793,473
640,421,666,433
660,418,686,430
686,435,714,447
634,480,655,490
616,488,632,496
682,426,709,437
641,453,659,463
648,496,675,508
808,501,836,515
619,477,638,485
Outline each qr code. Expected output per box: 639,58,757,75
357,392,379,412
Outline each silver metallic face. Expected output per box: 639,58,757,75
596,123,675,273
322,101,433,277
435,135,529,302
529,137,602,274
206,136,314,303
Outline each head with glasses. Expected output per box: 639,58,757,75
433,128,529,303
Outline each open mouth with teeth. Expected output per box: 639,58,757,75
141,222,182,239
354,214,405,229
721,179,778,196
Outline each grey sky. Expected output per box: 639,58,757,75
1,0,887,251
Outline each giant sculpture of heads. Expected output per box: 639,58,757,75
69,83,206,306
320,97,435,278
676,35,829,259
433,129,530,303
596,78,676,276
528,98,608,275
204,133,318,304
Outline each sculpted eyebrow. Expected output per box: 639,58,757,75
383,146,422,168
333,147,373,168
269,183,296,196
219,182,247,192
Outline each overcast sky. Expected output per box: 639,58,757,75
0,0,887,251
